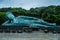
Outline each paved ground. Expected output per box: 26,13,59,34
0,31,59,40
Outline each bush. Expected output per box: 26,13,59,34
0,12,7,25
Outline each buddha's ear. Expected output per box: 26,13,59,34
6,12,15,20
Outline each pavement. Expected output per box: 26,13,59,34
0,31,59,40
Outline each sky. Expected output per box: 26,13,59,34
0,0,60,10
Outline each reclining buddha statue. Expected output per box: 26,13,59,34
2,12,56,27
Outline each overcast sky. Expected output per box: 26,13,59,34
0,0,60,9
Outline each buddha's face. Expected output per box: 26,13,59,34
6,12,15,20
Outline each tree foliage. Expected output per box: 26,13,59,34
0,5,60,25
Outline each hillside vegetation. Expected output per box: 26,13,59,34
0,5,60,25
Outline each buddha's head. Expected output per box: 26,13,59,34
6,12,15,20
